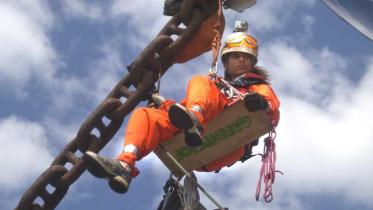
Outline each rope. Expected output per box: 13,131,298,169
155,53,162,92
208,0,223,80
159,144,227,210
156,65,162,92
255,129,283,202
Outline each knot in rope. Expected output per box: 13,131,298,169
255,129,283,202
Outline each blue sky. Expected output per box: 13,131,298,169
1,0,373,210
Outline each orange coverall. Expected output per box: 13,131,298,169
118,74,280,176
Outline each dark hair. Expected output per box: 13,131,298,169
224,65,270,83
252,66,270,84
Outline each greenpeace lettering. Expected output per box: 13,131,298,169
176,116,251,161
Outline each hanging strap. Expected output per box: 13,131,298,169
208,0,223,81
255,128,283,202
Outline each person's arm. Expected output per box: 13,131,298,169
248,84,280,125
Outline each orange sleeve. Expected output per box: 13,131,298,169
249,84,280,125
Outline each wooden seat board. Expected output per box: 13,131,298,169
154,100,272,177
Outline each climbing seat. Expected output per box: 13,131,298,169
154,100,272,177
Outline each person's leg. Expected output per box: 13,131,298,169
184,75,229,124
84,105,178,193
118,107,178,174
169,75,229,146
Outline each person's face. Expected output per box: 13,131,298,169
223,52,254,79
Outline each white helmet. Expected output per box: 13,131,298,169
221,21,258,64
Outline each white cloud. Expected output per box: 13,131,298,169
50,76,89,112
62,0,103,20
0,116,53,191
272,65,373,205
110,0,164,25
224,0,316,34
300,15,315,44
261,41,315,96
260,41,349,105
42,116,80,146
83,41,127,104
61,0,167,41
0,1,56,89
4,0,54,28
110,0,170,49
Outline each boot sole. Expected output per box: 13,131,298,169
184,131,202,147
169,103,194,129
169,104,202,147
83,151,129,194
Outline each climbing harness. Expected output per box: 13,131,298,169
217,77,246,100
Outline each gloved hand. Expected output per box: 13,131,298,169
244,92,268,112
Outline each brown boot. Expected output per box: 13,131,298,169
83,151,132,194
168,103,204,147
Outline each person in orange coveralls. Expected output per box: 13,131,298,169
83,23,280,194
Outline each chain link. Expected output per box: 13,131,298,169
14,1,219,209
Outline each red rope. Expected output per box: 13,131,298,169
255,129,283,202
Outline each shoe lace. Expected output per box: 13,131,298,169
100,157,131,178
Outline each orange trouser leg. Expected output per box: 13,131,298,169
117,107,178,172
118,75,231,174
183,75,229,125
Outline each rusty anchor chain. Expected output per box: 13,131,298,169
14,1,219,209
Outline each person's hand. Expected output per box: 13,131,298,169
244,92,268,112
